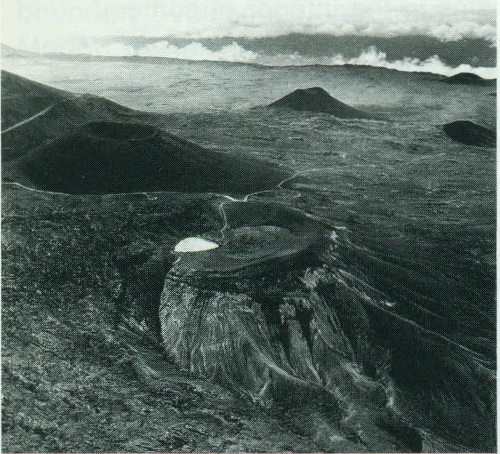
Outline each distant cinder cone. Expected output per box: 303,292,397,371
269,87,376,119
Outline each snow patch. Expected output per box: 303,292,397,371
174,237,219,252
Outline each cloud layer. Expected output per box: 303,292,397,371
331,46,497,78
46,40,496,79
2,0,496,52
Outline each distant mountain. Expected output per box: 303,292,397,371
443,120,496,147
441,72,496,86
269,87,376,119
1,44,38,57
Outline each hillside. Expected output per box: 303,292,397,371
268,87,376,119
443,120,496,147
2,71,289,195
441,72,496,86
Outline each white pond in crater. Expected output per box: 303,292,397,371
174,237,220,252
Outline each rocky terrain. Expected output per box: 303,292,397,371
2,66,496,453
2,72,335,451
3,184,336,452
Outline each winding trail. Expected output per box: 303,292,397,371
5,169,490,375
217,167,337,240
2,166,337,239
2,181,183,199
2,93,84,135
1,105,54,134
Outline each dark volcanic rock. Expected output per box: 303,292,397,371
443,120,496,147
158,201,424,451
22,120,290,195
269,87,376,119
158,198,495,451
160,202,333,396
1,70,147,164
1,70,72,125
441,72,496,86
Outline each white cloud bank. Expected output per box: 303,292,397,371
330,46,497,79
61,41,496,79
139,41,259,62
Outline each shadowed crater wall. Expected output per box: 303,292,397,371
22,121,290,195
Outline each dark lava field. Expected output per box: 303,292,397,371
1,52,496,453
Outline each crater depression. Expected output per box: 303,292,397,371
22,120,289,195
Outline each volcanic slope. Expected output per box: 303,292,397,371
441,72,496,86
1,70,145,163
268,86,376,119
2,71,289,195
443,120,496,147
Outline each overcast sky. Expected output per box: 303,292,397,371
2,0,497,51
